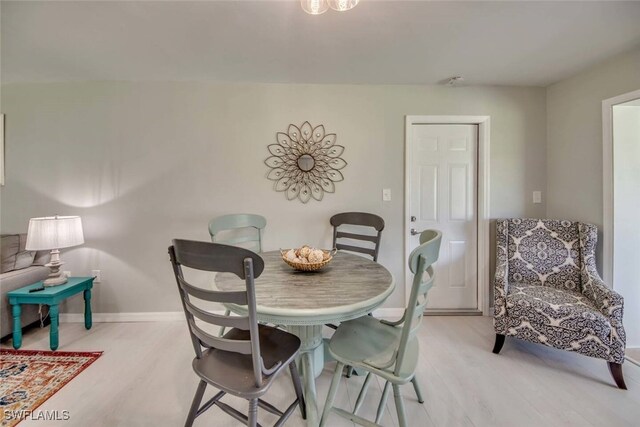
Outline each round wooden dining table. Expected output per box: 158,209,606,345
215,250,394,427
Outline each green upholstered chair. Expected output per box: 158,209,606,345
209,213,266,336
320,230,442,427
169,239,305,427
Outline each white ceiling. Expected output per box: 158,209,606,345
2,0,640,86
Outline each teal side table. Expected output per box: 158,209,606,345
8,277,94,351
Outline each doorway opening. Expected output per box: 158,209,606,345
404,116,490,315
603,89,640,362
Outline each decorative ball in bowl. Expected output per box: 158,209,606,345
281,246,337,272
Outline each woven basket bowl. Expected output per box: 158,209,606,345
280,249,336,272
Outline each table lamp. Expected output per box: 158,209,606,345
26,215,84,286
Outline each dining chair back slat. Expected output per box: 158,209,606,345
189,320,252,354
177,276,247,304
335,231,379,243
172,239,265,276
183,298,251,330
330,212,385,262
209,214,266,253
333,243,377,259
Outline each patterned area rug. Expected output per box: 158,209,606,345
0,350,102,427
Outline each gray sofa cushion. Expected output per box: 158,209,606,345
33,249,50,266
1,265,51,338
1,234,36,273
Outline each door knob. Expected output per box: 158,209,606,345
410,228,420,236
410,216,416,222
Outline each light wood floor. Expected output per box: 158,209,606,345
3,316,640,427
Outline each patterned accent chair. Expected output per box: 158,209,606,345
493,218,627,389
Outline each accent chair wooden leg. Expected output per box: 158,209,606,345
492,334,506,354
608,362,627,390
185,380,206,427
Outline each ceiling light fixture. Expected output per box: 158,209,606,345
301,0,329,15
328,0,359,12
301,0,359,15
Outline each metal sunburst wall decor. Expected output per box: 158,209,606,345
265,122,347,203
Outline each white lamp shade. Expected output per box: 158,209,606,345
26,216,85,251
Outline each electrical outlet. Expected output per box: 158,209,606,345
91,270,102,283
533,191,542,204
382,188,391,201
63,271,71,278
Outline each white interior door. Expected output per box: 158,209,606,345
407,124,478,311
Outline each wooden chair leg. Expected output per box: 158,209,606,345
492,334,506,354
353,372,373,415
185,380,207,427
320,362,344,427
248,398,258,427
289,362,306,419
608,362,627,390
345,365,355,378
375,381,391,424
392,384,407,427
411,376,424,403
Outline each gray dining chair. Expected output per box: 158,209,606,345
168,239,305,427
329,212,386,377
209,213,266,336
330,212,385,262
320,230,442,427
208,213,266,253
327,212,385,328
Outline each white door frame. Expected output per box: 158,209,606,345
404,115,491,315
602,88,640,285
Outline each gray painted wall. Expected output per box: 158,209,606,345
546,47,640,263
0,82,547,313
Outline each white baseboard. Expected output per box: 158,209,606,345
60,312,185,323
60,308,408,323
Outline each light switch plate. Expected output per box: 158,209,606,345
533,191,542,204
382,188,391,201
92,270,102,283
